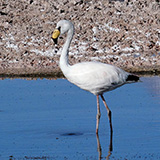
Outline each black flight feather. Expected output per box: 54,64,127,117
126,75,139,82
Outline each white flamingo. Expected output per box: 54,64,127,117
52,20,139,134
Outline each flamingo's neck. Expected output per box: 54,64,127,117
59,28,74,75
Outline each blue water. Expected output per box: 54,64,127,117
0,77,160,159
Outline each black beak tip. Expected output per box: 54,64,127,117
52,37,58,44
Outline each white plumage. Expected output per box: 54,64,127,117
65,61,129,95
52,20,139,134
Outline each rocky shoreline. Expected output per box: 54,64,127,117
0,0,160,77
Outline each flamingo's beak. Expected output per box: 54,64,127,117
51,29,60,44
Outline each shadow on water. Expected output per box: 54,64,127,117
0,76,160,159
61,132,83,136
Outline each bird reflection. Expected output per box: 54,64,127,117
96,131,113,160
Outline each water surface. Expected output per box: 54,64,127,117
0,76,160,159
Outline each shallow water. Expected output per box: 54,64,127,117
0,76,159,160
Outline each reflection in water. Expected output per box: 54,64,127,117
96,131,113,160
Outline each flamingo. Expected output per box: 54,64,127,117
52,20,139,134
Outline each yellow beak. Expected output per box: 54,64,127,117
52,29,60,39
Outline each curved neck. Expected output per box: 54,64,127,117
59,28,74,74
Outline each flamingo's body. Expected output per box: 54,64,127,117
63,61,131,95
52,20,139,134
